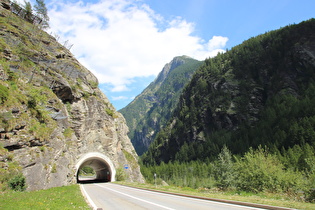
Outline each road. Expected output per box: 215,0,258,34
81,183,265,210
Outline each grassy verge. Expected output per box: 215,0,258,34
0,185,90,210
117,182,315,210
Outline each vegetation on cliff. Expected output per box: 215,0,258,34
0,1,140,191
0,4,59,191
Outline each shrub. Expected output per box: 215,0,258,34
105,108,114,117
306,188,315,203
29,120,53,141
0,84,8,104
8,174,26,191
115,168,126,181
63,128,73,138
234,146,305,194
51,163,57,173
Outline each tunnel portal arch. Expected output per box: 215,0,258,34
76,152,116,183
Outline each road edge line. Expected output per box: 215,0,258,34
80,184,98,210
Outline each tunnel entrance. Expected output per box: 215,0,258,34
76,152,116,183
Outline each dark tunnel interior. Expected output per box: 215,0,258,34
77,157,112,183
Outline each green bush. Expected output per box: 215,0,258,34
0,84,8,104
306,188,315,203
234,146,305,194
63,127,74,138
115,168,126,181
8,174,26,191
105,108,114,117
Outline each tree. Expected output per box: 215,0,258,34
34,0,49,28
24,0,33,22
214,145,235,189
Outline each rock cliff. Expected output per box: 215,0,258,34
0,2,143,191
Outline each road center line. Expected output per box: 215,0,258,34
95,184,175,210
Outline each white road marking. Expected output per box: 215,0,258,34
95,183,175,210
105,184,264,210
80,184,98,210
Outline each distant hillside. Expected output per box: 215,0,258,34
120,56,203,155
142,19,315,164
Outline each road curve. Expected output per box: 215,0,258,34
81,183,265,210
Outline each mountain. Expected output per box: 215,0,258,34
120,56,203,155
0,2,143,191
142,19,315,165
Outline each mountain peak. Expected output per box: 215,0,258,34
120,56,202,155
154,55,196,85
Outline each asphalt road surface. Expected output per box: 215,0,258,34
81,183,265,210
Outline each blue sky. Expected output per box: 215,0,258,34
19,0,315,110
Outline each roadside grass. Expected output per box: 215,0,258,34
117,181,315,210
0,185,90,210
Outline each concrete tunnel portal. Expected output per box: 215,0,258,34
76,152,116,183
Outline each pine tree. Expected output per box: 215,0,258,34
34,0,49,28
214,145,235,189
24,0,33,22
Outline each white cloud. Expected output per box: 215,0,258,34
112,96,128,101
47,0,228,93
207,36,229,51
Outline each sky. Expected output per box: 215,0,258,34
18,0,315,110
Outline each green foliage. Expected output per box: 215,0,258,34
8,174,26,191
115,167,127,181
89,80,98,89
0,146,24,192
23,0,33,23
29,120,54,141
122,150,138,169
234,147,305,194
141,160,215,189
105,108,114,117
213,146,235,189
78,166,95,176
0,84,9,104
51,163,57,173
27,88,48,109
63,127,73,138
34,0,49,29
7,70,18,82
0,112,13,131
141,146,314,202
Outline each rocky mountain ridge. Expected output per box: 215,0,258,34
120,56,202,155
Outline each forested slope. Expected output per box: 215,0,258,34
120,56,202,155
143,18,315,164
140,19,315,202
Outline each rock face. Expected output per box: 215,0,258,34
0,2,143,191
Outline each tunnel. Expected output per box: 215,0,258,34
75,152,116,183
